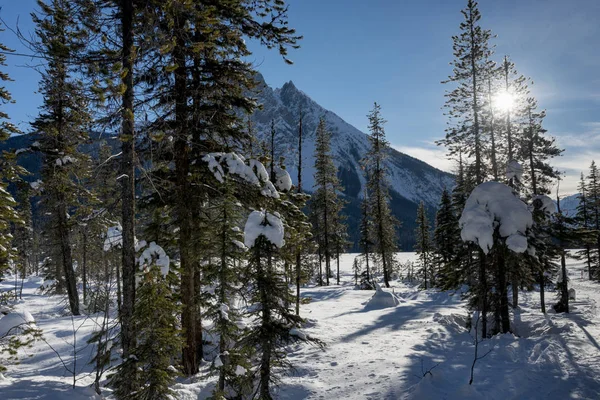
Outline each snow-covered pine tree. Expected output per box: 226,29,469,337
310,117,346,286
433,188,461,289
30,0,95,316
439,0,497,334
243,205,321,399
112,243,181,400
363,103,399,288
414,201,433,289
204,182,251,398
0,25,26,279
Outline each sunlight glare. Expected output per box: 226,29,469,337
494,91,515,112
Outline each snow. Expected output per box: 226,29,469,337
244,210,285,248
363,283,401,311
289,327,307,340
30,180,43,190
0,311,35,338
506,160,523,181
273,165,293,192
260,181,280,199
532,194,557,214
3,252,600,399
459,181,533,254
214,355,223,368
54,155,77,167
103,224,122,251
138,242,170,277
234,365,247,376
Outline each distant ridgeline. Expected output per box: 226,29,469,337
2,76,454,249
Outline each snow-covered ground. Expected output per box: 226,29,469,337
1,252,600,399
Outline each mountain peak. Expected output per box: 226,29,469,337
282,80,297,90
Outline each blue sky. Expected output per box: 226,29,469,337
2,0,600,193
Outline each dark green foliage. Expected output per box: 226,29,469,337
433,188,461,289
414,201,433,289
363,103,399,288
438,0,496,185
112,262,181,400
310,117,347,286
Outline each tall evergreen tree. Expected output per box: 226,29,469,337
310,117,346,286
439,0,496,185
31,0,95,316
364,103,399,288
358,187,374,289
575,173,596,280
586,161,600,279
433,188,461,288
414,201,432,289
0,27,23,277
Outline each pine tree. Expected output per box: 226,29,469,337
586,161,600,280
433,188,461,288
575,173,596,280
414,201,433,289
0,29,23,277
358,188,374,289
520,97,563,197
364,103,399,288
117,245,181,400
498,55,530,184
31,0,95,316
439,0,496,185
310,117,346,286
243,207,320,399
203,183,251,398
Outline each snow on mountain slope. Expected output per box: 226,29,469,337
250,74,454,209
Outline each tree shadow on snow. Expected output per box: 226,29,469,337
380,309,600,400
301,287,348,303
0,379,96,400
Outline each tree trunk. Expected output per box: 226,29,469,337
560,251,569,313
539,269,546,313
295,108,303,315
58,201,79,315
323,199,331,286
336,246,340,285
120,0,136,359
258,242,273,400
479,251,487,338
512,276,519,308
497,247,510,333
173,18,197,375
82,230,87,304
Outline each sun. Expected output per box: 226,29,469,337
494,91,515,112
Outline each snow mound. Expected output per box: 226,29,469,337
506,160,523,181
273,165,293,192
363,284,400,311
103,224,122,251
532,194,556,214
244,210,285,248
459,181,532,254
138,242,170,277
0,311,36,337
432,312,469,334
